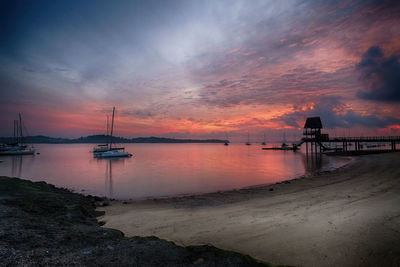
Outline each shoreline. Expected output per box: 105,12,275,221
108,155,355,206
0,176,275,266
97,154,354,203
99,153,400,267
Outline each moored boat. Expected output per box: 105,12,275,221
262,143,299,151
94,107,133,159
224,132,229,146
95,150,132,158
261,132,266,146
0,114,35,156
245,132,251,145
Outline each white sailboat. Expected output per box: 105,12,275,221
93,115,125,153
94,107,132,158
93,115,110,153
0,114,35,156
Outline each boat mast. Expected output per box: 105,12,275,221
19,113,23,144
106,115,109,136
14,120,18,143
109,107,115,149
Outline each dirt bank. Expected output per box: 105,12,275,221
0,176,278,266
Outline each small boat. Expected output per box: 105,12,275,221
0,114,35,156
94,107,132,159
245,132,251,145
93,115,125,153
95,150,132,158
93,144,110,153
93,144,124,153
224,132,229,146
261,133,266,146
262,142,299,151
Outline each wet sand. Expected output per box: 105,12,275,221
99,153,400,267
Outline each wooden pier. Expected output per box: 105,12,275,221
300,117,400,154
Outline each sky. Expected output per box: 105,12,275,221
1,0,400,141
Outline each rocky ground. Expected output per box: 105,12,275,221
0,176,284,267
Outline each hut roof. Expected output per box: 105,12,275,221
304,117,323,129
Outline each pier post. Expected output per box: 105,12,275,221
306,140,308,154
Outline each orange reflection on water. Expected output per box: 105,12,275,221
0,144,347,199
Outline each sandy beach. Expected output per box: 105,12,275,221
99,153,400,267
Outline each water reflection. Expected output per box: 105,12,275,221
11,156,23,177
105,159,113,198
0,144,348,199
103,158,126,198
302,153,324,174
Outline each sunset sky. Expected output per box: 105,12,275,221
1,0,399,141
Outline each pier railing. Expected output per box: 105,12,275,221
301,135,399,153
302,136,400,142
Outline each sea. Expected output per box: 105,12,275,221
0,143,350,200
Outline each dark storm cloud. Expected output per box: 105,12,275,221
278,96,400,129
357,46,400,102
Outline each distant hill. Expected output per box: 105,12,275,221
0,135,228,144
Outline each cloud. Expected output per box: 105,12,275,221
119,108,154,119
197,66,358,108
277,96,400,129
357,46,400,101
1,0,400,137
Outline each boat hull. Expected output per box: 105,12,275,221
93,147,125,153
94,151,133,158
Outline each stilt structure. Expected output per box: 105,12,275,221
303,117,323,154
298,116,399,155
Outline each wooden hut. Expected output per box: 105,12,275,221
303,117,323,153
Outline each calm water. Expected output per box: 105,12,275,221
0,143,349,199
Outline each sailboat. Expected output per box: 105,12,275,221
281,130,287,148
93,115,125,153
224,132,229,146
261,132,266,146
93,115,110,153
279,130,296,150
0,114,35,155
262,130,298,151
245,132,251,145
94,107,132,158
